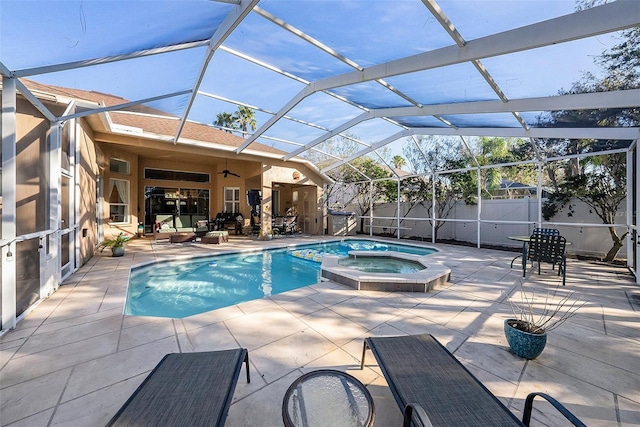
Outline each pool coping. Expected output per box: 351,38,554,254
124,237,451,316
321,250,451,292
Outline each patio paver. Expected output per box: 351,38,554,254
1,236,639,426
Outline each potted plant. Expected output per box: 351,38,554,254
504,284,584,359
98,233,131,257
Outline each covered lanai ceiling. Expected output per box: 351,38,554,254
2,0,639,179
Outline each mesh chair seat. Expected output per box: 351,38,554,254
525,234,567,285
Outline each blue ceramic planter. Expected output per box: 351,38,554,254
504,319,547,360
111,246,125,257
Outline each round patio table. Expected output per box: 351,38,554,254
282,369,375,427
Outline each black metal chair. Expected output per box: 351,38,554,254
532,227,560,236
525,233,567,285
272,216,285,235
107,349,250,427
361,334,585,427
251,214,261,236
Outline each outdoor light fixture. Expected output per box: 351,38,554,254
6,250,14,262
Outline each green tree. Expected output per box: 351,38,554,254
233,106,257,138
392,155,405,169
540,21,638,261
542,153,627,261
214,112,237,133
339,157,394,233
472,137,536,199
402,136,466,239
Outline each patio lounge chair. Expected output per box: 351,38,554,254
524,233,567,285
107,349,250,427
361,334,585,427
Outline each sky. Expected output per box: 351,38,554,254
0,0,621,160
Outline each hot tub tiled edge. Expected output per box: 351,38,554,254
320,252,451,292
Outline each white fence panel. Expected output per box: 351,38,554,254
346,197,628,260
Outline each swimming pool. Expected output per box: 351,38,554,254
126,239,437,318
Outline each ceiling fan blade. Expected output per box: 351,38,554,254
229,172,240,177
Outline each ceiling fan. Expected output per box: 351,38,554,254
219,158,240,178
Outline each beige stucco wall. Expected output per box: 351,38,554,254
98,145,140,239
96,139,327,236
262,164,324,235
13,98,50,236
77,120,99,265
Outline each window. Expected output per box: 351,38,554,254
144,168,209,183
110,158,130,175
109,179,130,223
224,187,240,213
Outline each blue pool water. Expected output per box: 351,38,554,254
126,239,436,318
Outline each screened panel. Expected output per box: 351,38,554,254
385,63,501,105
223,12,354,81
16,238,40,317
0,1,636,168
1,1,230,70
259,1,454,66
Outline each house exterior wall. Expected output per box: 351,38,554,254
1,85,327,330
14,98,50,236
262,164,324,235
98,144,140,239
95,140,326,237
77,120,99,266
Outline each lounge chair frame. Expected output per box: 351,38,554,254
107,349,250,427
361,334,585,427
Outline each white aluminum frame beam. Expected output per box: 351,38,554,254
372,89,640,118
10,41,209,78
288,89,640,162
15,80,56,122
59,90,192,122
236,1,639,154
173,0,259,144
254,6,422,109
1,77,17,330
284,112,373,160
422,0,529,131
322,127,640,173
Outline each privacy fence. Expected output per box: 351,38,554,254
346,198,629,260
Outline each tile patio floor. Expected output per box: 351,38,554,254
1,235,639,426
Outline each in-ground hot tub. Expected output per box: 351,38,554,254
321,250,451,292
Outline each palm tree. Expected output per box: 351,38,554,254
233,106,257,138
392,155,406,169
214,112,237,133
